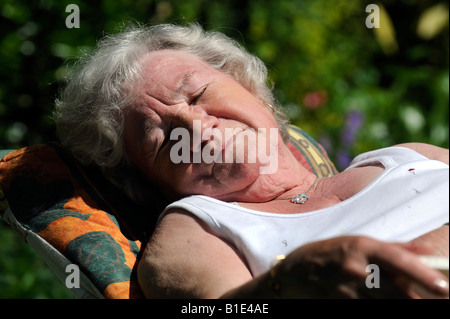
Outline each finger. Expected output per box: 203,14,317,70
369,243,449,298
398,241,435,255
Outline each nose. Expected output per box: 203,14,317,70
172,106,219,152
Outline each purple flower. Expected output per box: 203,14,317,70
336,110,365,170
337,150,352,169
341,110,364,145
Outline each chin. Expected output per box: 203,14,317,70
171,161,264,201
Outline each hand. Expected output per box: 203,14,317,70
274,236,449,298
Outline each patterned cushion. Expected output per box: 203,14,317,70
0,125,337,298
287,126,337,178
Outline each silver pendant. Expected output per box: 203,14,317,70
290,193,308,204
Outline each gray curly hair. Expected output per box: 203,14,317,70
54,23,289,169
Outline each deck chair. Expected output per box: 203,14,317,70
0,125,337,299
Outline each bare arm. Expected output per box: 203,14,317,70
137,211,253,298
395,143,449,255
396,142,449,165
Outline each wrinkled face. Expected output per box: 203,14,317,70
123,50,283,201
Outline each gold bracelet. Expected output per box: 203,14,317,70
268,255,286,296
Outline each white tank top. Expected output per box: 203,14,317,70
161,147,449,276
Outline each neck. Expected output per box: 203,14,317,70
226,143,315,203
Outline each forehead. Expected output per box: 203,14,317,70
140,49,207,69
139,50,216,90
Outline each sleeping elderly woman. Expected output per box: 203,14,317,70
54,23,449,299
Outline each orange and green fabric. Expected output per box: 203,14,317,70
0,125,337,298
0,143,152,298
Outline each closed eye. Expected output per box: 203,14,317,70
189,86,207,105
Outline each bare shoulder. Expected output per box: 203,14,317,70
395,142,449,165
137,209,252,298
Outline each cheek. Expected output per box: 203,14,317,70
213,162,259,184
123,113,140,154
150,151,194,192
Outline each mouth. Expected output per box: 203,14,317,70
191,126,252,176
200,131,238,179
223,127,250,153
201,128,242,162
223,134,236,155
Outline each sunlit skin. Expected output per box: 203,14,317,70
123,49,312,203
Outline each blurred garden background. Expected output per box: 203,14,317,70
0,0,448,298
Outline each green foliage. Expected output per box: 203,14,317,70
0,0,448,298
0,223,73,298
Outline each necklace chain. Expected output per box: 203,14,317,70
277,176,319,204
